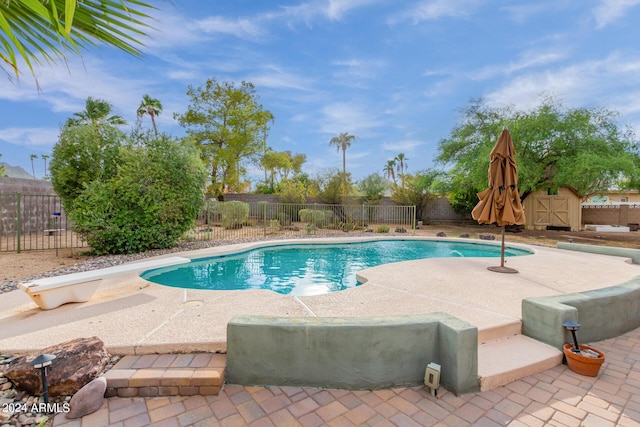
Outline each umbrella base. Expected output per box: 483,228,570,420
487,266,519,274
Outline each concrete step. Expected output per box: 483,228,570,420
103,353,226,398
478,319,522,344
478,334,562,391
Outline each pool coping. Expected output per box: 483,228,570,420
1,236,638,357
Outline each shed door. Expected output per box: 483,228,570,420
550,197,570,226
534,197,570,226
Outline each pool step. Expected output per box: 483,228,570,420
478,319,522,344
103,353,226,398
478,322,562,391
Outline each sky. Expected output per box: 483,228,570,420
2,0,640,184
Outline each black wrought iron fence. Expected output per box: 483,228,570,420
0,193,88,253
184,201,416,241
0,194,416,252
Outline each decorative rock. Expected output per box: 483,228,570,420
459,233,470,238
479,234,496,241
395,227,407,233
67,377,107,419
436,232,447,237
3,337,109,398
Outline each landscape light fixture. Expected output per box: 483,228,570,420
29,353,56,404
563,321,581,353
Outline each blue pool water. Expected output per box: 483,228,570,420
141,240,532,296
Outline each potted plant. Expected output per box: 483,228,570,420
562,321,605,377
563,344,605,377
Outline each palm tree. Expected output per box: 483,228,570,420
41,155,50,179
30,154,37,179
329,132,357,196
395,153,408,189
383,159,397,185
137,94,163,136
1,0,154,80
65,97,126,129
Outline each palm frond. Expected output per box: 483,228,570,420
0,0,155,78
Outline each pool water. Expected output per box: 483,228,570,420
140,240,532,296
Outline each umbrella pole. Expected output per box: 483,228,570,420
500,226,505,267
488,226,518,274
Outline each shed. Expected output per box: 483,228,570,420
523,187,582,232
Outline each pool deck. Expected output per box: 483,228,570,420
1,236,638,356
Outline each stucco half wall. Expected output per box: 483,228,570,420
522,275,640,349
226,313,479,396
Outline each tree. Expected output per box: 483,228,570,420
1,0,154,80
50,123,124,210
41,154,50,179
391,170,441,221
259,150,306,192
329,132,357,196
437,97,640,213
395,153,409,189
174,79,273,197
316,168,353,205
358,173,387,204
137,94,163,135
383,159,396,185
0,154,5,176
30,154,37,178
68,133,207,254
65,97,126,129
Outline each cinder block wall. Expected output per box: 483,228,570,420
0,178,59,234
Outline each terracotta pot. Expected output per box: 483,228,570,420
563,344,605,377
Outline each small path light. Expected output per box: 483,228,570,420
30,354,56,404
563,321,581,353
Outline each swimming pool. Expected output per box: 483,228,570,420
141,239,532,296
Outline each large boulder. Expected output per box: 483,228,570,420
67,377,107,419
1,337,109,397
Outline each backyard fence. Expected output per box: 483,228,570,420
0,193,86,253
0,194,416,253
186,201,416,242
581,203,640,228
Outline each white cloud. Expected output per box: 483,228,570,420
485,51,640,112
194,16,266,40
247,66,314,91
281,0,381,24
382,139,425,152
326,0,382,20
593,0,640,29
390,0,480,24
472,50,566,81
319,102,382,136
0,127,60,148
332,58,386,87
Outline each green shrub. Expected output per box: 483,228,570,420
375,225,390,233
269,219,281,230
276,212,292,226
69,135,207,254
219,201,249,229
299,209,328,226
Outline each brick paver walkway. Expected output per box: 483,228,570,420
52,327,640,426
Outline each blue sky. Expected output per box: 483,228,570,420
2,0,640,183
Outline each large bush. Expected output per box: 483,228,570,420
219,201,249,229
69,135,207,254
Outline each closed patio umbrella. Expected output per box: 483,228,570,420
471,127,525,273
